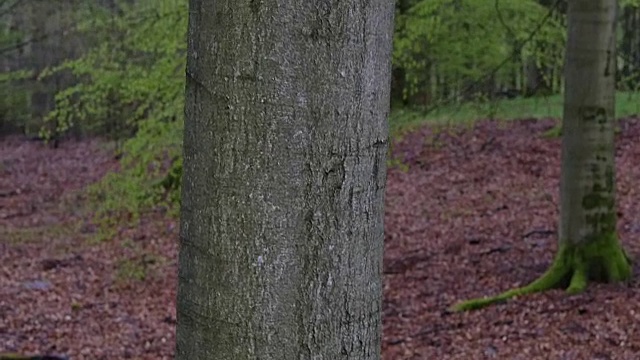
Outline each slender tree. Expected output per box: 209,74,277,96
176,1,395,359
453,0,631,311
620,3,640,90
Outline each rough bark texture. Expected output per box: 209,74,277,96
176,1,394,359
452,0,631,312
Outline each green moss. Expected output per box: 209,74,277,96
543,124,562,138
451,233,631,312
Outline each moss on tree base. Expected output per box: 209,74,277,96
543,125,562,138
451,233,632,312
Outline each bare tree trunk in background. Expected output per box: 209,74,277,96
1,1,86,138
557,0,630,289
28,3,53,131
176,0,395,359
620,5,640,90
452,0,631,312
26,1,77,142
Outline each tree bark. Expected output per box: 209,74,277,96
177,1,394,359
452,0,631,312
557,0,630,291
620,4,640,90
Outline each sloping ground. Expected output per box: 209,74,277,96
0,138,178,359
383,117,640,359
0,117,639,359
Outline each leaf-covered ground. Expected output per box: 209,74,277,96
1,117,640,359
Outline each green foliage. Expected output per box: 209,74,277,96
0,15,30,129
42,0,187,235
41,0,187,141
0,69,33,83
88,117,183,232
0,70,33,131
393,0,565,104
38,0,636,237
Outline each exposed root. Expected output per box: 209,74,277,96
450,236,631,312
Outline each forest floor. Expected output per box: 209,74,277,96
2,117,640,359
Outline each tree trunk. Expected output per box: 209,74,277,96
620,4,640,90
556,0,630,291
452,0,631,312
176,0,394,359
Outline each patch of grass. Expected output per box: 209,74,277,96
116,258,149,282
115,252,164,283
617,91,640,117
390,91,640,139
0,223,80,245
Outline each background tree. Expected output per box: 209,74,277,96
392,0,566,107
2,0,638,220
176,0,394,359
620,1,640,90
453,0,631,311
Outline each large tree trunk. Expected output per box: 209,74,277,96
452,0,631,312
176,1,394,359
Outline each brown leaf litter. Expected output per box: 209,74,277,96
1,117,640,359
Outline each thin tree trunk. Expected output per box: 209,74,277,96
557,0,630,290
620,4,640,90
451,0,631,312
177,1,394,359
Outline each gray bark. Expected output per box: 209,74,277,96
560,0,618,246
177,1,394,359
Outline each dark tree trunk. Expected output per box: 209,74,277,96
620,5,640,90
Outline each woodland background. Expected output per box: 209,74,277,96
2,0,640,359
2,0,640,220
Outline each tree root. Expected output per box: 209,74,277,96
450,235,632,312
